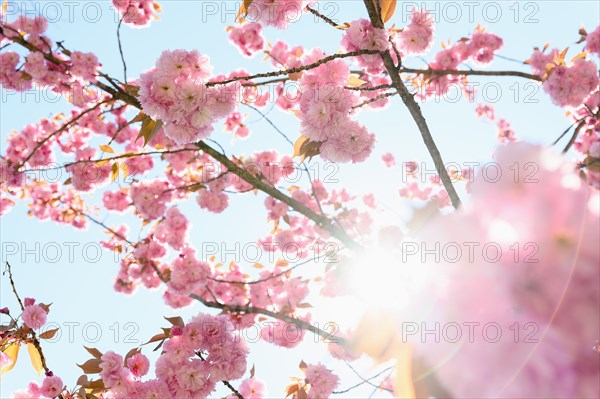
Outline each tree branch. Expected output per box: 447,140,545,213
362,0,462,209
399,67,541,81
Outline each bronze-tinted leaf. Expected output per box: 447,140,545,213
83,346,103,359
285,383,299,397
297,386,308,399
299,360,307,371
164,316,184,328
124,347,141,364
77,358,102,374
137,116,163,147
39,328,59,340
129,112,147,124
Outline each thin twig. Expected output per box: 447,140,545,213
206,50,383,87
116,16,128,82
3,262,50,374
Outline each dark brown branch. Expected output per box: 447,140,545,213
399,67,541,81
206,50,383,87
20,101,109,167
351,91,397,109
362,0,462,209
3,262,50,374
305,5,338,27
562,120,586,154
222,380,245,399
196,142,360,250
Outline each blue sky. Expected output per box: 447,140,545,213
1,1,599,397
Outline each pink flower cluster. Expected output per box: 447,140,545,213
298,58,375,163
395,9,435,55
155,206,189,250
112,0,159,27
413,143,599,398
304,363,339,399
229,23,265,57
475,104,517,143
249,0,305,29
224,112,250,138
139,49,240,145
89,313,248,398
234,378,266,399
103,189,131,212
68,148,112,192
542,59,599,108
1,15,101,106
130,180,173,220
585,25,600,55
167,247,210,296
381,152,396,167
341,19,389,74
21,300,48,330
421,29,503,98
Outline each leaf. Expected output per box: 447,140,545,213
137,116,163,147
164,316,184,328
121,163,129,180
83,346,103,359
347,75,368,87
293,135,309,158
379,0,397,23
111,162,119,182
293,135,322,162
77,358,102,374
129,112,147,124
297,386,308,399
39,328,59,340
236,0,254,22
99,145,115,154
1,343,19,375
285,383,299,397
299,360,307,371
76,375,89,387
275,259,289,268
571,51,588,62
38,303,52,313
87,379,105,390
252,263,265,269
27,343,43,377
63,177,72,185
124,347,141,364
143,333,166,346
95,159,110,167
250,364,255,378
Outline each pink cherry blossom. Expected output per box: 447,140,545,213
229,23,265,57
112,0,159,27
396,9,435,55
127,353,151,378
238,378,266,399
305,363,339,399
40,376,63,398
585,25,600,55
250,0,305,29
22,304,47,329
381,152,395,167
